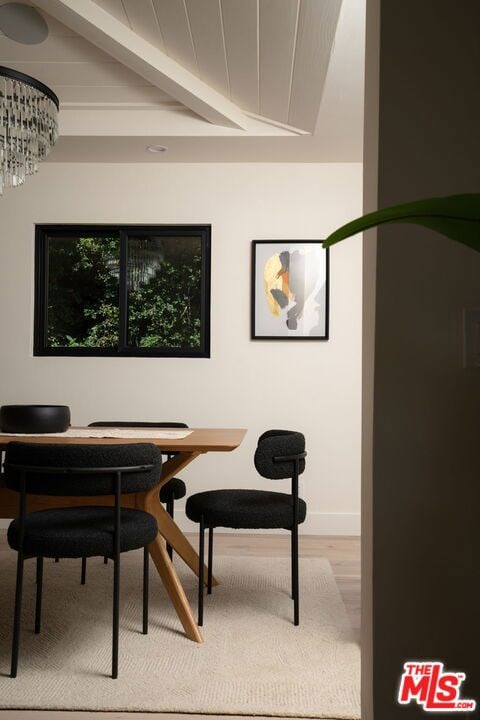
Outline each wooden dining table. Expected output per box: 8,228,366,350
0,427,247,644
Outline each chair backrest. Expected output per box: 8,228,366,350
4,442,162,496
254,430,306,480
89,421,188,428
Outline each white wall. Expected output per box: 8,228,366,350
0,163,362,535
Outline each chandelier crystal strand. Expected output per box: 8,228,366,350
106,238,165,291
0,67,58,195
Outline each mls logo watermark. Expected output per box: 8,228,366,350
398,662,476,712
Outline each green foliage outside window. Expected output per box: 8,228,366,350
47,235,202,350
48,236,120,348
127,240,202,349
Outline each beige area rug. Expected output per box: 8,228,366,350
0,552,360,718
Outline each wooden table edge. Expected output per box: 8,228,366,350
0,428,248,452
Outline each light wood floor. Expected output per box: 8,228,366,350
0,532,360,720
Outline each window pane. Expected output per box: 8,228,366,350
47,235,120,348
127,235,203,349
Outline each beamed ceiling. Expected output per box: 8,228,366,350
0,0,365,162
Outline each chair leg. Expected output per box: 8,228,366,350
291,526,299,626
112,470,122,679
198,516,205,626
11,552,25,678
35,557,43,634
166,498,174,560
81,557,87,585
112,552,120,679
207,527,213,595
104,556,108,564
291,530,294,599
54,558,59,563
143,546,149,635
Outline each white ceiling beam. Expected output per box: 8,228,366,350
35,0,248,129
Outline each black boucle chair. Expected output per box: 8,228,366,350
4,441,162,680
186,429,307,627
89,421,187,565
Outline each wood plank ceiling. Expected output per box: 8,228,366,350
79,0,342,132
40,0,341,132
0,0,364,162
0,1,173,105
0,0,365,162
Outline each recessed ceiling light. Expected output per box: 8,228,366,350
0,3,48,45
147,145,168,153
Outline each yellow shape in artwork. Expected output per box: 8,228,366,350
263,253,292,316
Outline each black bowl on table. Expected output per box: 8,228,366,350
0,405,71,434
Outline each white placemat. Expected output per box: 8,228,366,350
0,428,192,439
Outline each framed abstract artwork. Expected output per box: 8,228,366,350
251,240,329,340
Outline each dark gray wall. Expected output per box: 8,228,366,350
371,1,480,717
361,0,379,717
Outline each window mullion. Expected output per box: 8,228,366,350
118,230,128,351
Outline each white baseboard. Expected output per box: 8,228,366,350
302,511,361,536
0,512,360,536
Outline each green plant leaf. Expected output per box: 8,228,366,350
323,194,480,252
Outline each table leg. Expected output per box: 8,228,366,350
154,501,218,587
142,450,217,586
137,451,215,643
147,532,203,643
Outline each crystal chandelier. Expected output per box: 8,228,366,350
127,237,165,290
106,237,165,291
0,66,59,195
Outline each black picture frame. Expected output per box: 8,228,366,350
251,240,329,340
34,224,211,358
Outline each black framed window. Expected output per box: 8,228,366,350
34,225,211,358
